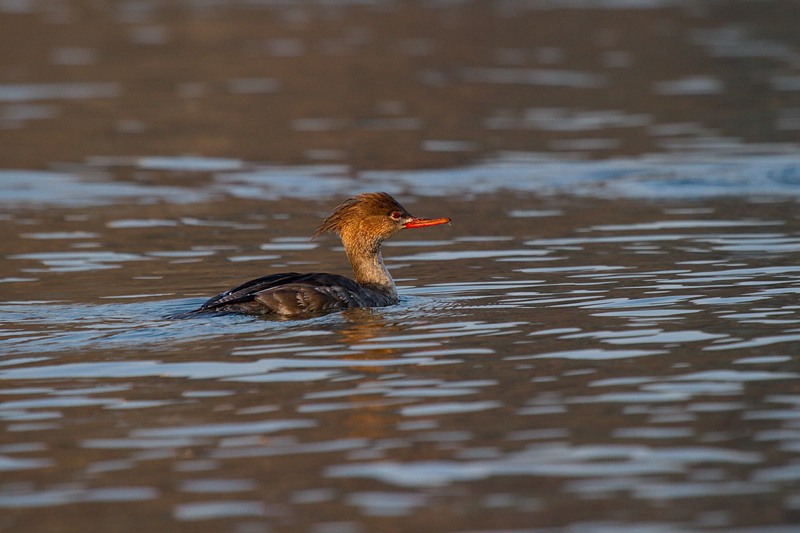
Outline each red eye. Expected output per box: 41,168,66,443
390,211,402,220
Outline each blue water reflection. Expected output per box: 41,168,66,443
3,162,800,532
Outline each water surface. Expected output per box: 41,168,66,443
3,1,800,531
3,159,800,532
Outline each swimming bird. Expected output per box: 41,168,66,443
172,192,450,317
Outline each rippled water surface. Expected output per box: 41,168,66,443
3,159,800,533
4,0,800,531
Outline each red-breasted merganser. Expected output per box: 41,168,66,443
173,192,450,317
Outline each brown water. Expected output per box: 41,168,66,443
3,1,800,532
2,0,800,170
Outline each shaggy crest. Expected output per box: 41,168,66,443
314,192,408,238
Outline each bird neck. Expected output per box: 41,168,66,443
342,237,398,299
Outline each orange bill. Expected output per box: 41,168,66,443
404,217,451,228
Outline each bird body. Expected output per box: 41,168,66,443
173,192,450,317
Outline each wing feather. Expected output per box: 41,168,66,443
171,272,395,317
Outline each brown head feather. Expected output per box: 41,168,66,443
314,192,408,239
